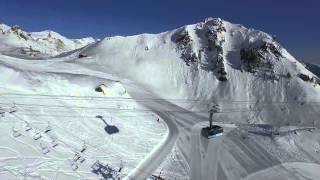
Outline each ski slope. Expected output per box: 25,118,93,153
0,50,167,179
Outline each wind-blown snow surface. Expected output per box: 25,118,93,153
1,18,320,179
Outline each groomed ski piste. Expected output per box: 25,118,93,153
1,18,320,180
0,53,167,179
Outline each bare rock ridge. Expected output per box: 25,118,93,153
169,18,320,87
173,18,228,81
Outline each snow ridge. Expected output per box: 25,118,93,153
0,23,95,57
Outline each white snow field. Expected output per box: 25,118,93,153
1,18,320,179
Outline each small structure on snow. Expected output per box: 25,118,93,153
12,127,22,138
80,144,87,153
40,143,50,154
33,131,42,140
91,160,121,179
71,162,79,171
78,53,88,58
44,124,52,133
51,139,58,148
95,84,105,94
24,122,32,132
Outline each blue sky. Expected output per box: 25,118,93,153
0,0,319,62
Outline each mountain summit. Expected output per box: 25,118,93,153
75,17,320,126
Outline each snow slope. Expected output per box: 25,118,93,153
188,122,320,180
0,54,167,179
0,17,320,180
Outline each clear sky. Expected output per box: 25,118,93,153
0,0,319,63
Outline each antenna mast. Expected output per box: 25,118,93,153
209,104,219,128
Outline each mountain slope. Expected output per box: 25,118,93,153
79,17,320,126
0,24,95,58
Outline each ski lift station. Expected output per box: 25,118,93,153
202,105,224,139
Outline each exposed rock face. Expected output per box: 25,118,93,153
203,18,228,81
173,18,228,81
240,40,282,73
239,39,284,82
10,25,29,40
11,25,21,32
174,30,199,66
298,73,320,86
175,31,192,47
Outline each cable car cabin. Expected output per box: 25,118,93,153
202,125,223,139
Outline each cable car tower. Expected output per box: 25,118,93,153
203,104,223,139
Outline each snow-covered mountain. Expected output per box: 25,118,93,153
0,18,320,180
80,17,320,126
0,23,95,58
